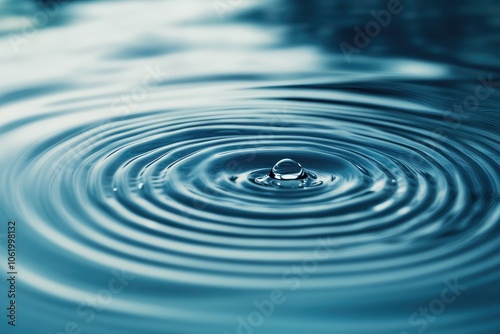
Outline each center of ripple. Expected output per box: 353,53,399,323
269,158,307,180
251,158,322,189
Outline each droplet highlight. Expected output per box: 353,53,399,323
269,158,307,180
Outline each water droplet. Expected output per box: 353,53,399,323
112,187,118,192
269,158,307,180
138,182,144,189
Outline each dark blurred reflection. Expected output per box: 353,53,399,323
239,0,500,69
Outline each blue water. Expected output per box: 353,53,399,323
0,1,499,333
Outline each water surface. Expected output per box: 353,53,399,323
0,1,499,333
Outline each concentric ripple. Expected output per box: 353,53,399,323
0,75,499,334
2,79,498,297
1,0,500,333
